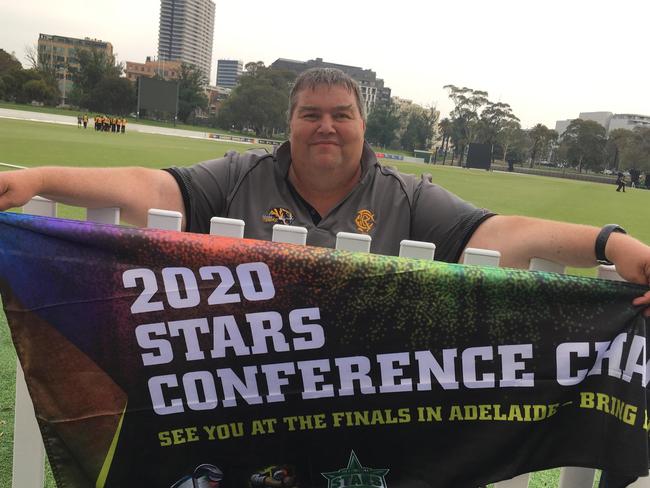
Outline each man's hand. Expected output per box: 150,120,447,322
607,232,650,317
0,169,44,210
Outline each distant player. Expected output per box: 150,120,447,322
616,172,626,193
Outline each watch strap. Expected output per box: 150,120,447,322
595,224,626,265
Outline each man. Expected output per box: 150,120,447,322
0,68,648,316
616,172,626,192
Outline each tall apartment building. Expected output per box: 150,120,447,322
158,0,215,83
608,114,650,132
216,59,243,89
37,33,113,105
578,112,614,131
556,111,650,137
270,57,391,115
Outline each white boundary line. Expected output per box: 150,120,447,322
0,162,27,169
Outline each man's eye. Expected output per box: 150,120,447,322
334,113,352,120
302,113,318,120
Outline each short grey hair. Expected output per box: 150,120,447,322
288,68,366,122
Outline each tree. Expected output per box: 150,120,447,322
88,77,135,114
558,119,606,172
0,49,22,75
614,127,650,171
437,118,454,164
69,48,122,108
22,79,58,104
365,101,400,148
217,62,295,137
400,106,437,152
476,101,520,163
2,68,45,103
443,85,488,165
497,120,523,164
177,63,208,123
506,127,532,165
606,128,634,171
25,43,59,95
528,124,558,167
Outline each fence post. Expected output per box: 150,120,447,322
399,240,436,260
146,209,182,231
13,198,52,488
272,224,308,245
462,248,501,266
529,257,565,274
493,475,530,488
22,196,56,217
209,217,245,238
335,232,371,253
86,207,120,224
597,265,624,282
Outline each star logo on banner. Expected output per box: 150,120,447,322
321,451,389,488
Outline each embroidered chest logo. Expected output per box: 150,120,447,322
321,451,389,488
355,209,375,233
262,207,295,225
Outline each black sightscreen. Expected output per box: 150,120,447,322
466,143,491,170
137,77,179,114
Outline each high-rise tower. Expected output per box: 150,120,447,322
158,0,215,82
216,59,243,89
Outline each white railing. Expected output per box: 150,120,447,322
10,197,647,488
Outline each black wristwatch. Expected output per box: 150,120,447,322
595,224,627,265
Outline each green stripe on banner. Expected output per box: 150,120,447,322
96,403,127,488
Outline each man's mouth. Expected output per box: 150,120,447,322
310,140,340,146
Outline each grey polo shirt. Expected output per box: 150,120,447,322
165,141,494,262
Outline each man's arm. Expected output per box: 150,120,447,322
0,166,185,228
465,215,650,314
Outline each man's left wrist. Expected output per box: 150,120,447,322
595,224,627,265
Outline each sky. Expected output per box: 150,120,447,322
2,0,649,129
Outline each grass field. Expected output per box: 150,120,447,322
0,100,253,137
0,116,643,487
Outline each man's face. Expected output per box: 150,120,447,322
289,84,366,176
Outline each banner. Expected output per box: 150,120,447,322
0,212,648,487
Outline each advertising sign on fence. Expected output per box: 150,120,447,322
0,213,648,487
207,133,282,146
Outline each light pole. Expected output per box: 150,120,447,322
61,67,67,106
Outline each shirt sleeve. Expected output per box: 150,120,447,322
410,177,495,263
164,154,237,234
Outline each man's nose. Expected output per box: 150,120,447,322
317,114,336,133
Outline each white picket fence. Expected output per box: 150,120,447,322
9,196,649,488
